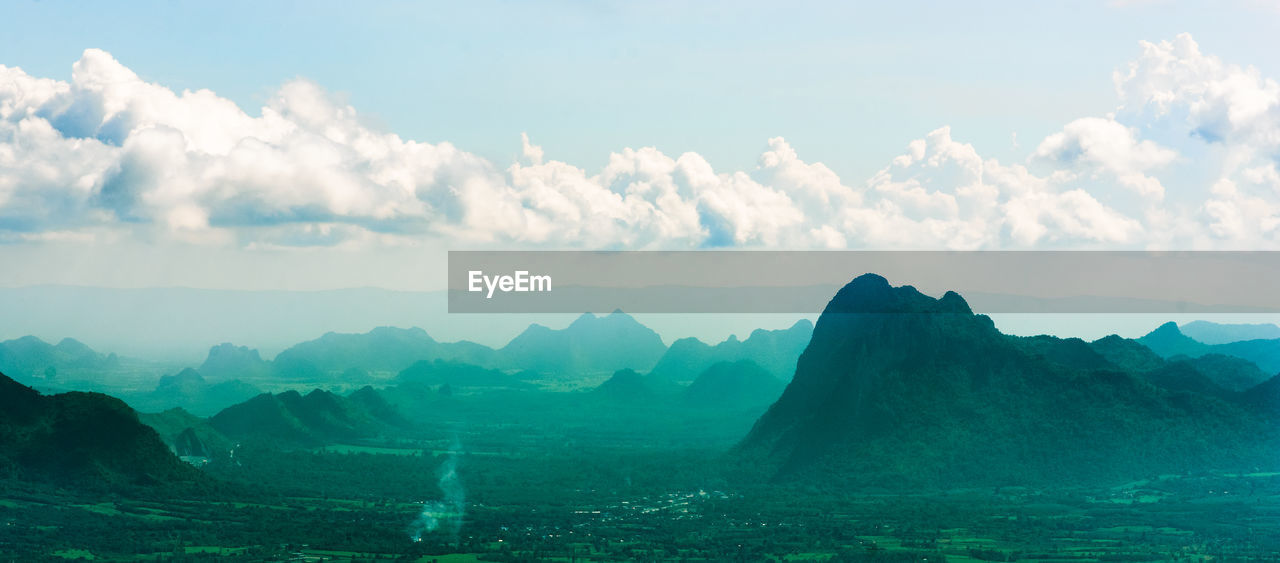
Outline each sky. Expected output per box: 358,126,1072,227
2,0,1280,294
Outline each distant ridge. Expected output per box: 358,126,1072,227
649,320,812,383
499,310,667,375
1140,322,1280,375
1180,320,1280,345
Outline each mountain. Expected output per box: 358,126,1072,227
347,385,413,428
1137,322,1211,358
137,406,234,459
1088,334,1165,372
272,326,496,378
1180,321,1280,345
739,274,1279,489
208,388,399,446
395,359,525,389
0,371,200,485
684,360,785,409
128,368,261,416
0,335,119,383
649,320,813,383
1167,354,1272,392
198,343,272,381
499,311,667,376
592,368,662,400
1139,322,1280,374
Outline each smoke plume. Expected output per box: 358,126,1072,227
409,439,466,542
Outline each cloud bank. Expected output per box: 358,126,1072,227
1,34,1278,249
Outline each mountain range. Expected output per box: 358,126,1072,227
0,336,119,384
127,368,262,416
648,320,812,382
208,387,408,447
1179,320,1280,345
1139,322,1280,375
497,310,667,376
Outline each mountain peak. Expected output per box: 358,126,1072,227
824,273,965,316
739,275,1280,489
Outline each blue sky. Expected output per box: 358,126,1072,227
2,1,1280,292
3,1,1280,349
4,0,1276,181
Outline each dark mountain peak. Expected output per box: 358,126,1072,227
1151,321,1183,336
0,371,200,486
824,274,946,315
739,275,1280,489
939,290,972,314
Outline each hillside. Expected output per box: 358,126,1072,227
0,372,200,485
208,387,399,446
739,274,1280,489
137,406,234,459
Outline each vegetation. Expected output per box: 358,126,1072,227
5,275,1280,559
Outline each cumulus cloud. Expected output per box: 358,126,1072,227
1033,117,1175,199
1,38,1279,249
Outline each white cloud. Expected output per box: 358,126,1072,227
1,38,1280,250
1033,116,1175,199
